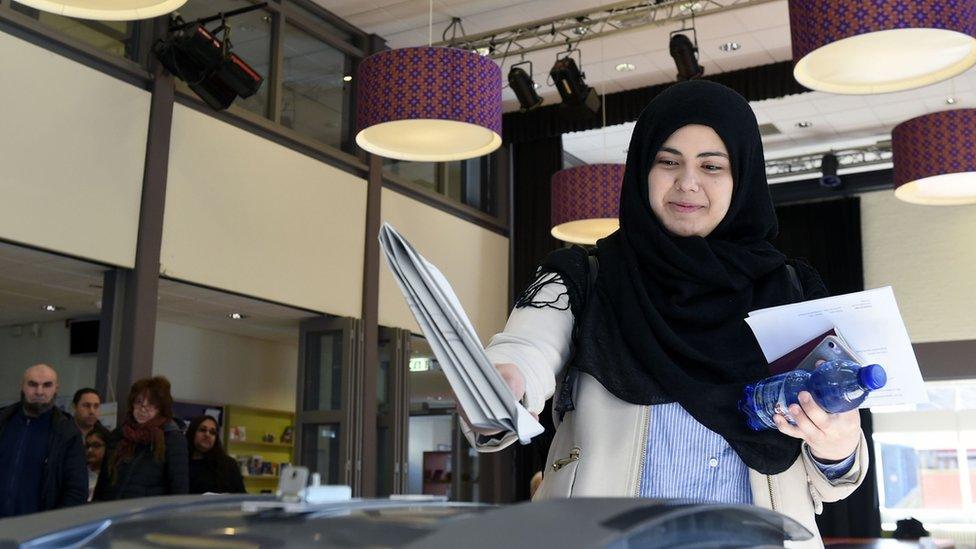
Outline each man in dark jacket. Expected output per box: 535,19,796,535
0,364,88,517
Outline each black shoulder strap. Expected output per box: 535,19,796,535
785,263,802,295
554,251,599,421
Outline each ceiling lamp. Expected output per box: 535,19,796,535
892,109,976,205
356,47,502,162
13,0,187,20
790,0,976,94
551,164,625,245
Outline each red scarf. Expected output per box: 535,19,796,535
110,415,167,479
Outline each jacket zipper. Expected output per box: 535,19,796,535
766,474,776,511
552,447,581,471
632,406,650,496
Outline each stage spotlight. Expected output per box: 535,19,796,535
154,5,265,111
819,153,842,189
669,32,703,81
550,50,600,116
508,61,543,112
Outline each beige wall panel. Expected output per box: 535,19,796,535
153,321,297,411
162,105,365,317
0,32,147,267
378,189,509,343
861,191,976,343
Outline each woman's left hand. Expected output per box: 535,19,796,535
772,390,861,462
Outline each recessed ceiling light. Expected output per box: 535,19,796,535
342,75,352,82
615,62,636,72
946,96,957,105
42,305,63,312
228,313,247,320
533,82,541,89
679,1,702,14
475,46,491,56
719,42,741,52
796,121,813,128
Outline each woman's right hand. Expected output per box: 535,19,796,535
459,363,535,436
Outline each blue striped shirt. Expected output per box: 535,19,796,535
639,403,856,503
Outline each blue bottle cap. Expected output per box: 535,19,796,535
858,364,887,390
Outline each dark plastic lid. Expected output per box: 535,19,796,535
858,364,887,390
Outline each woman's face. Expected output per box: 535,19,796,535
194,419,218,454
85,435,105,469
647,124,734,238
132,392,159,424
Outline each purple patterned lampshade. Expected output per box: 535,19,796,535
789,0,976,94
355,47,502,162
892,109,976,205
551,164,625,245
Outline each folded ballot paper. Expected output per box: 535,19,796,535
745,286,928,409
378,223,544,444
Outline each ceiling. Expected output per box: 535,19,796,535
0,241,106,328
322,0,976,165
0,241,313,344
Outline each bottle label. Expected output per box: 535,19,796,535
752,379,797,429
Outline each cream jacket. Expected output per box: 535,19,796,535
462,281,869,548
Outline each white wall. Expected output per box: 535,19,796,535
379,188,510,343
162,105,367,317
861,192,976,343
406,415,454,495
152,321,297,411
0,31,147,268
0,321,97,404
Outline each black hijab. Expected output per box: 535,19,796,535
534,80,826,474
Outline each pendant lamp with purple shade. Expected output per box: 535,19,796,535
355,46,502,162
789,0,976,94
551,164,625,245
892,109,976,205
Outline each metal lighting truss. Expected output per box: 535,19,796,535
765,141,893,180
437,0,778,59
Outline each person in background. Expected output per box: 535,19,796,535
185,415,245,494
93,376,188,500
84,428,109,502
72,387,104,438
0,364,87,517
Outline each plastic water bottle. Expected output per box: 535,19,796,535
739,360,887,431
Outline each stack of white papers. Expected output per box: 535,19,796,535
379,223,543,444
746,287,928,408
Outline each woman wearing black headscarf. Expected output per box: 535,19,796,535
461,80,868,547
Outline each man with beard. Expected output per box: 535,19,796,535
0,364,87,517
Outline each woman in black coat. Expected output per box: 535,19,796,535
185,415,245,494
93,376,188,500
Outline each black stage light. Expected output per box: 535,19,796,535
154,6,265,111
669,32,704,81
550,51,600,116
819,153,842,189
508,61,543,112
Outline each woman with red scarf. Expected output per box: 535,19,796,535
93,376,188,500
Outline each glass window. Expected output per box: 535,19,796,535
386,160,437,192
880,444,962,509
444,157,495,215
302,423,341,484
177,0,272,118
10,2,140,61
281,23,351,148
385,157,497,216
303,330,343,411
283,0,356,46
874,380,976,527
